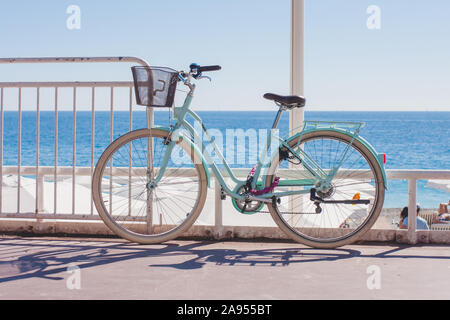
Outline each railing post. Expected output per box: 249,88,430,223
17,88,22,214
35,87,40,215
54,87,58,215
72,87,77,215
0,88,3,214
36,174,44,213
408,178,418,244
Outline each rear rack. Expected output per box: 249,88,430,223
287,120,365,138
303,120,365,132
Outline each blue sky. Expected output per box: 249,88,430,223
0,0,449,110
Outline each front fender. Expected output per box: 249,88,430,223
285,128,388,189
153,126,211,188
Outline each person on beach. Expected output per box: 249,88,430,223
399,205,429,230
433,201,450,224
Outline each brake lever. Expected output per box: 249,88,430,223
197,75,212,82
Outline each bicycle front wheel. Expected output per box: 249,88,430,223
265,130,385,248
92,128,208,244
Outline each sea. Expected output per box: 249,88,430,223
1,110,449,209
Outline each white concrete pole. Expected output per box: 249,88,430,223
290,0,305,134
289,0,305,218
408,179,418,244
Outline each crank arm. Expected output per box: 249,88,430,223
246,195,273,204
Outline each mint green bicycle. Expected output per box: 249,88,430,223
92,64,387,248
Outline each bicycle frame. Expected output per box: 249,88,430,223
150,87,372,204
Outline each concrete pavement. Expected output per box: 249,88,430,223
0,235,449,300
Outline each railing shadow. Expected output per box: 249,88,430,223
0,238,448,284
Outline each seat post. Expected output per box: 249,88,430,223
272,107,284,129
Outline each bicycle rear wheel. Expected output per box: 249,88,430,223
92,128,208,244
265,130,385,248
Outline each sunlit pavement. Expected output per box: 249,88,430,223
0,235,449,300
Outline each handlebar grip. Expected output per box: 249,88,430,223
198,65,222,72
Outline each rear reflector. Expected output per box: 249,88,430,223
378,153,387,165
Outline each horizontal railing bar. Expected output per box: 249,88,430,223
0,56,149,66
0,81,133,88
386,169,450,180
3,166,93,176
0,213,102,220
211,168,450,179
2,166,450,179
0,213,151,222
2,166,198,177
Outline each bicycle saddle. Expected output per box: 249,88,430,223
263,93,306,108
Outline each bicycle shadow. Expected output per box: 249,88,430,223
148,244,361,269
0,238,448,284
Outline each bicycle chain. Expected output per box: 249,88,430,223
256,210,321,215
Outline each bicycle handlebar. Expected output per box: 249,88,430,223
189,63,221,79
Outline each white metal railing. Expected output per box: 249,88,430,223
0,56,449,244
386,170,450,243
213,169,450,239
0,56,150,219
1,164,449,243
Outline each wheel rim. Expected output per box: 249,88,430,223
267,132,383,244
94,130,204,240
